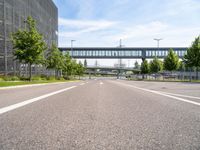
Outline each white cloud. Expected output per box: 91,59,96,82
59,18,117,37
59,18,116,28
108,21,169,41
56,0,200,48
58,19,200,47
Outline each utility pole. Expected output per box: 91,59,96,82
128,60,130,68
154,38,163,80
118,39,124,79
154,38,163,57
119,39,122,48
119,39,123,68
71,40,76,58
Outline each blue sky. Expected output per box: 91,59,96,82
53,0,200,48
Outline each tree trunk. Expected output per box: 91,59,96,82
29,63,32,81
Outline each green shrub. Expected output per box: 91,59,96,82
63,76,71,80
10,76,20,81
40,74,48,79
3,76,10,81
59,77,65,81
19,76,30,81
55,77,65,81
31,75,56,81
31,76,43,81
3,76,20,81
46,76,56,81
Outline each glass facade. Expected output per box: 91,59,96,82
0,0,58,74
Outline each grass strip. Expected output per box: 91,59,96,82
0,80,78,87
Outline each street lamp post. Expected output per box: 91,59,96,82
154,38,163,57
118,39,125,79
119,39,124,68
71,40,76,58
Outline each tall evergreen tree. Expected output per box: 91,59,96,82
84,59,87,67
149,57,163,73
163,48,179,72
141,60,149,79
134,61,140,69
184,36,200,79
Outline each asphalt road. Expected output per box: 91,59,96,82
0,79,200,150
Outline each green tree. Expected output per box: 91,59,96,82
46,43,64,78
84,59,87,67
12,16,47,81
141,60,149,79
149,57,163,73
63,52,73,79
163,48,179,72
184,36,200,79
76,61,85,79
71,59,78,78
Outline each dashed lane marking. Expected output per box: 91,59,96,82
160,91,200,100
114,81,200,107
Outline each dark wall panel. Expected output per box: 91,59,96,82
0,0,58,73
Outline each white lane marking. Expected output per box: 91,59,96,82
160,91,200,100
115,82,200,107
94,79,97,81
0,86,77,115
0,82,67,90
100,82,103,85
0,81,79,90
80,83,85,85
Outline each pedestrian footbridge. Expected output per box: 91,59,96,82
59,47,187,59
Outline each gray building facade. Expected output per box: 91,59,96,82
0,0,58,75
